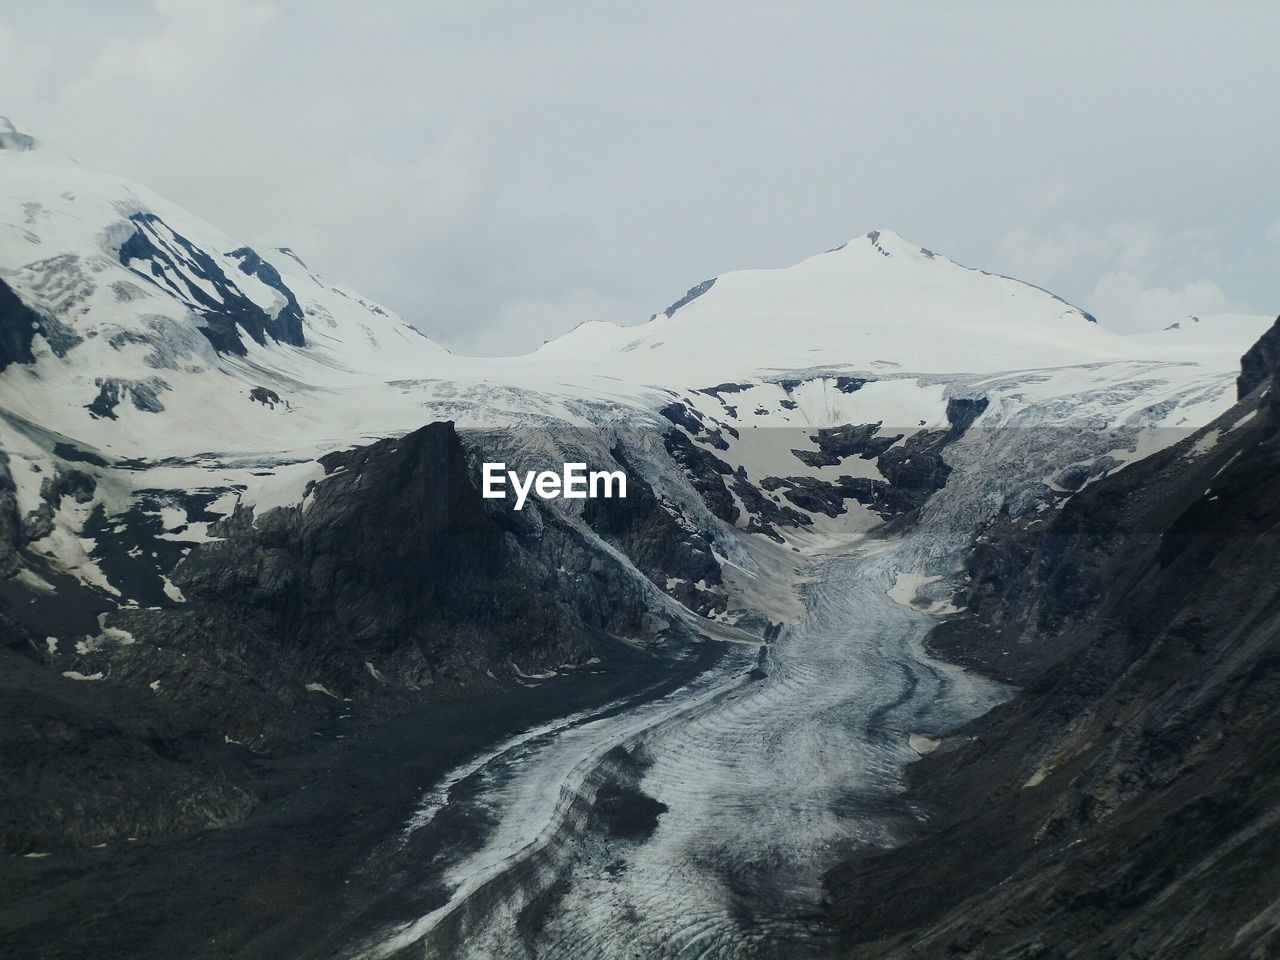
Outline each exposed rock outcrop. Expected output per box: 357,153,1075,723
1238,314,1280,404
661,428,739,524
791,422,902,467
0,422,682,852
119,214,307,355
583,443,725,617
1,276,82,371
825,324,1280,959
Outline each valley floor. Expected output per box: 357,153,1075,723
4,532,1002,960
0,635,725,960
345,536,1006,959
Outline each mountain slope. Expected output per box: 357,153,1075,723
826,317,1280,959
531,229,1137,382
0,117,1272,958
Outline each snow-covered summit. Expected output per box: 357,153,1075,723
529,229,1133,382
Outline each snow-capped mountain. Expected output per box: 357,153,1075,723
526,230,1276,386
530,229,1124,381
2,112,1265,622
6,114,1279,959
1,113,1266,635
0,114,1266,878
0,119,450,455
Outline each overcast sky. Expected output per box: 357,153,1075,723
2,1,1276,354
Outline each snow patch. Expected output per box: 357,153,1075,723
909,734,941,755
305,682,352,701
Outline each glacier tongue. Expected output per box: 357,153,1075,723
0,118,1272,958
345,354,1237,959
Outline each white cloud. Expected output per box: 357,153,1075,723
410,119,491,228
0,20,51,107
1088,272,1254,334
1014,180,1069,216
994,221,1202,286
3,3,1276,353
1267,219,1280,246
58,0,279,108
992,221,1256,334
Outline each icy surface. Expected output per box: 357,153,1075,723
346,359,1212,957
2,118,1270,958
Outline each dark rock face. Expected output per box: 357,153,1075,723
29,467,96,540
874,428,953,502
661,278,715,317
825,349,1280,957
0,277,39,372
761,475,848,518
227,247,306,347
119,214,306,355
51,442,109,467
583,443,724,617
0,277,82,372
86,376,170,419
0,453,27,578
1,453,254,853
0,455,97,578
0,644,256,855
763,398,990,524
696,382,749,399
1,422,679,853
659,402,703,435
867,397,989,513
731,475,811,541
248,385,283,408
945,395,989,435
165,423,648,695
661,387,990,538
659,402,733,449
791,422,903,467
1238,315,1280,402
662,429,739,524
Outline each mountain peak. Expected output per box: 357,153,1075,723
860,228,937,259
826,229,936,261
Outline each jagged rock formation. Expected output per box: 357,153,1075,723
760,395,992,522
0,422,695,852
0,277,80,371
119,214,307,355
791,422,903,467
582,443,726,617
1239,316,1280,404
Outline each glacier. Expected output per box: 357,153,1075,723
1,116,1276,958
